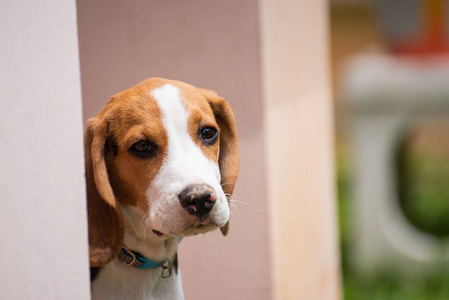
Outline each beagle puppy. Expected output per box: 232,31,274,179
85,78,238,299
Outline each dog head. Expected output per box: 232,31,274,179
85,78,238,267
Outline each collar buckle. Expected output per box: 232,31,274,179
122,246,137,267
160,260,172,278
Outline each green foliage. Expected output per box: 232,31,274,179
337,147,449,300
397,150,449,238
342,267,449,300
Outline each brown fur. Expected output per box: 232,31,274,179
85,117,125,266
85,78,239,266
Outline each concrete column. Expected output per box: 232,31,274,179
0,0,90,299
260,0,341,299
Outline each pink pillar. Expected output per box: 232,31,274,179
260,0,340,298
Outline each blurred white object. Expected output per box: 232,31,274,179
344,53,449,275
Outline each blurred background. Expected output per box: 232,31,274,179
331,0,449,299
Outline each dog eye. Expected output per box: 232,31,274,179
129,140,157,158
200,127,218,143
133,141,150,152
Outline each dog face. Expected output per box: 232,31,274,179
85,78,238,266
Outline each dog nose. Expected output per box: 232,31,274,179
178,184,216,219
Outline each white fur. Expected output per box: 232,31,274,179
148,84,229,236
121,205,181,260
91,260,183,300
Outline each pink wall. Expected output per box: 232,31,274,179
77,1,271,299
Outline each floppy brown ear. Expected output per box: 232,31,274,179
200,89,239,236
85,117,124,266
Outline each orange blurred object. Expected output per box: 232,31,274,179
381,0,449,55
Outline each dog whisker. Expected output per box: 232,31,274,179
229,202,240,215
230,199,254,208
224,193,249,205
140,210,152,243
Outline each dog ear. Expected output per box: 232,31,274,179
85,116,124,266
200,89,239,236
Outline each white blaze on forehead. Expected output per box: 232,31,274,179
151,84,189,134
150,84,221,183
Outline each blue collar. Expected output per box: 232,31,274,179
118,246,174,278
118,246,164,269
